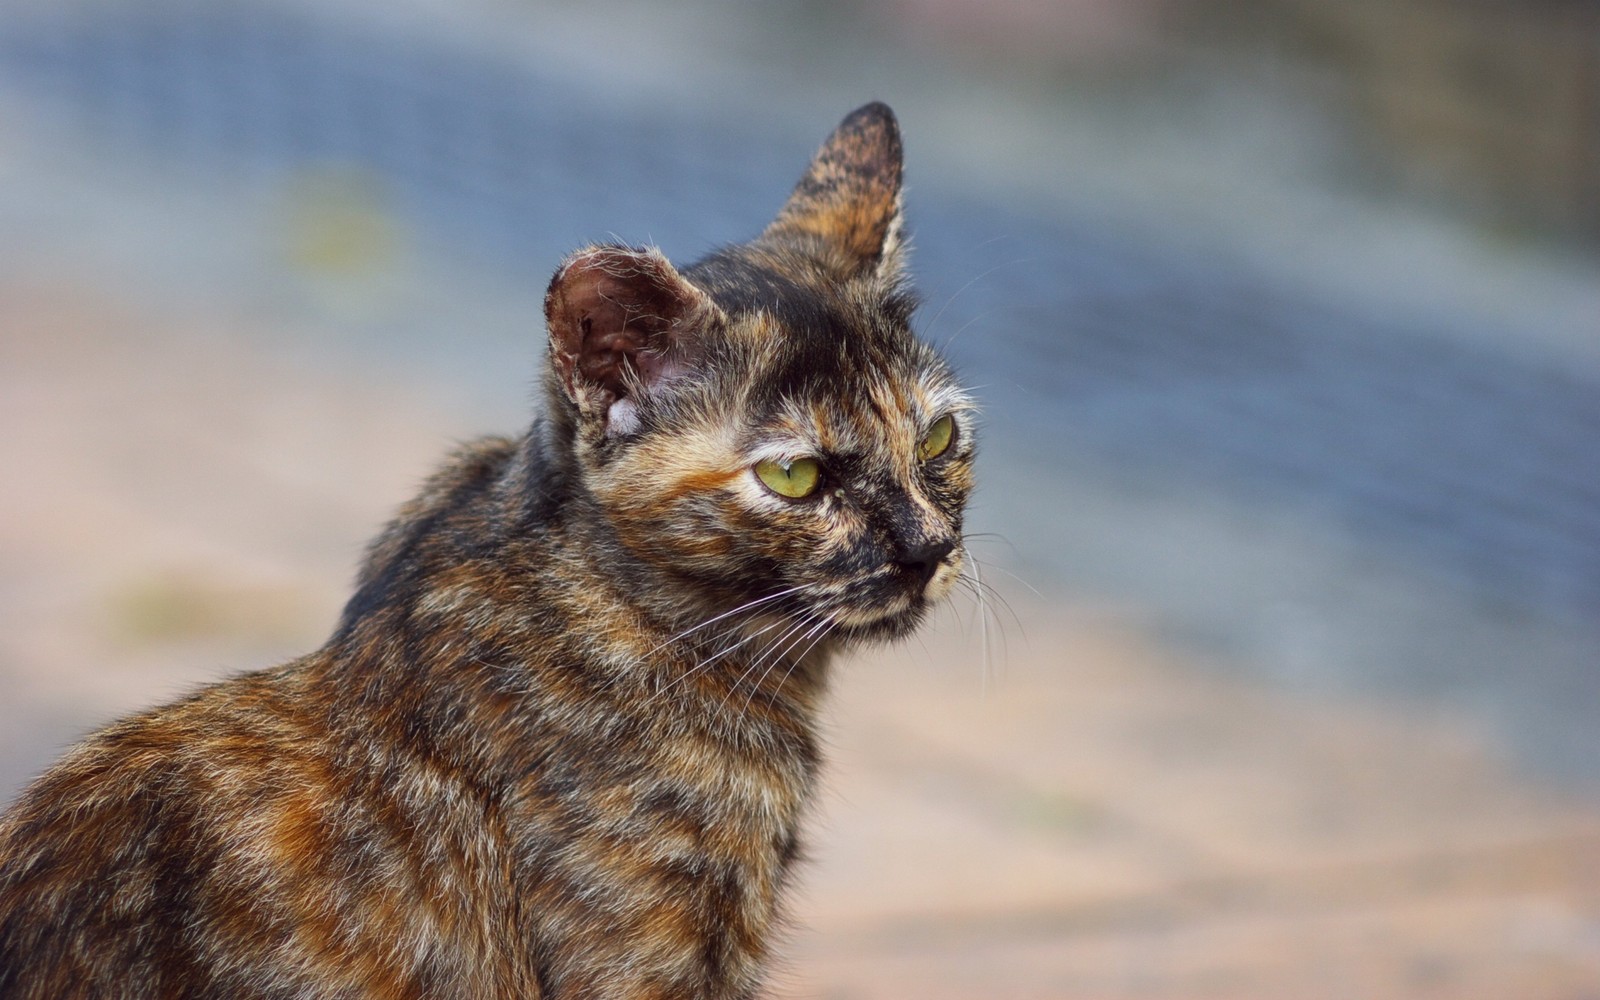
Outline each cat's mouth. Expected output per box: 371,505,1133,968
822,548,963,638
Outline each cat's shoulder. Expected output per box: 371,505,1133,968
401,434,525,521
342,434,530,621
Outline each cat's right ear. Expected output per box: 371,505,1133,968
762,102,905,283
544,245,724,437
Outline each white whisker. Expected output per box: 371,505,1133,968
920,254,1031,347
717,612,821,718
642,611,801,708
644,585,808,658
631,586,813,705
735,613,834,724
964,544,994,693
963,554,1042,601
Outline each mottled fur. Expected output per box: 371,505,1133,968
0,103,975,999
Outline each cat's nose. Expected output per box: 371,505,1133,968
897,538,955,589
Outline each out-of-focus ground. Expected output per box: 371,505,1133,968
3,0,1600,996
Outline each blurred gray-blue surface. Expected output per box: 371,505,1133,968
2,0,1597,777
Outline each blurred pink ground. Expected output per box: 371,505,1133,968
2,281,1598,998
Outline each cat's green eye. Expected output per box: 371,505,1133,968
755,457,823,499
918,414,955,461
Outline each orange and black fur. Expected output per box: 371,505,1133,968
0,103,975,999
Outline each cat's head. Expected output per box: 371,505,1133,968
542,103,974,643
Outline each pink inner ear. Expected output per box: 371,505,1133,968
575,295,652,392
545,247,708,419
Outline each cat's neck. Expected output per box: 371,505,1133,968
325,429,836,733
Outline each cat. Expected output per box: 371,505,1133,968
0,101,975,999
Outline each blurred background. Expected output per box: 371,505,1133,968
2,0,1599,996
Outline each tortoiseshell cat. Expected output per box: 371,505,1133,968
0,103,974,999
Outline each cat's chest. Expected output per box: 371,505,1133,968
501,694,817,997
505,680,818,871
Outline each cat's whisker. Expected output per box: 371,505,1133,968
961,571,1020,649
642,606,805,706
959,535,1030,626
734,614,835,725
698,616,793,670
960,530,1020,551
937,309,997,353
919,254,1030,346
726,612,812,686
633,586,809,676
716,612,821,719
956,545,1029,693
685,614,799,687
960,556,1042,604
966,574,1026,636
754,609,828,673
656,586,809,651
738,631,832,726
951,577,996,657
750,610,828,681
960,544,995,693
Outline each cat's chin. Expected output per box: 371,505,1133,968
824,563,961,644
828,601,936,645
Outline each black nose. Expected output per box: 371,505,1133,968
897,538,955,588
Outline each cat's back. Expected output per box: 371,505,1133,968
0,662,318,996
0,655,528,999
0,432,596,999
0,436,557,999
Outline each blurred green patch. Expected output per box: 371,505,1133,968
106,572,321,648
1006,789,1108,838
281,165,403,278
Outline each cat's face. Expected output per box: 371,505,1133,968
543,104,973,642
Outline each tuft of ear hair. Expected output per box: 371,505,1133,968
544,245,723,436
761,101,905,283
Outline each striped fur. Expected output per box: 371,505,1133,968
0,103,973,999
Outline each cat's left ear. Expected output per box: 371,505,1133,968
544,245,724,436
762,102,906,283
